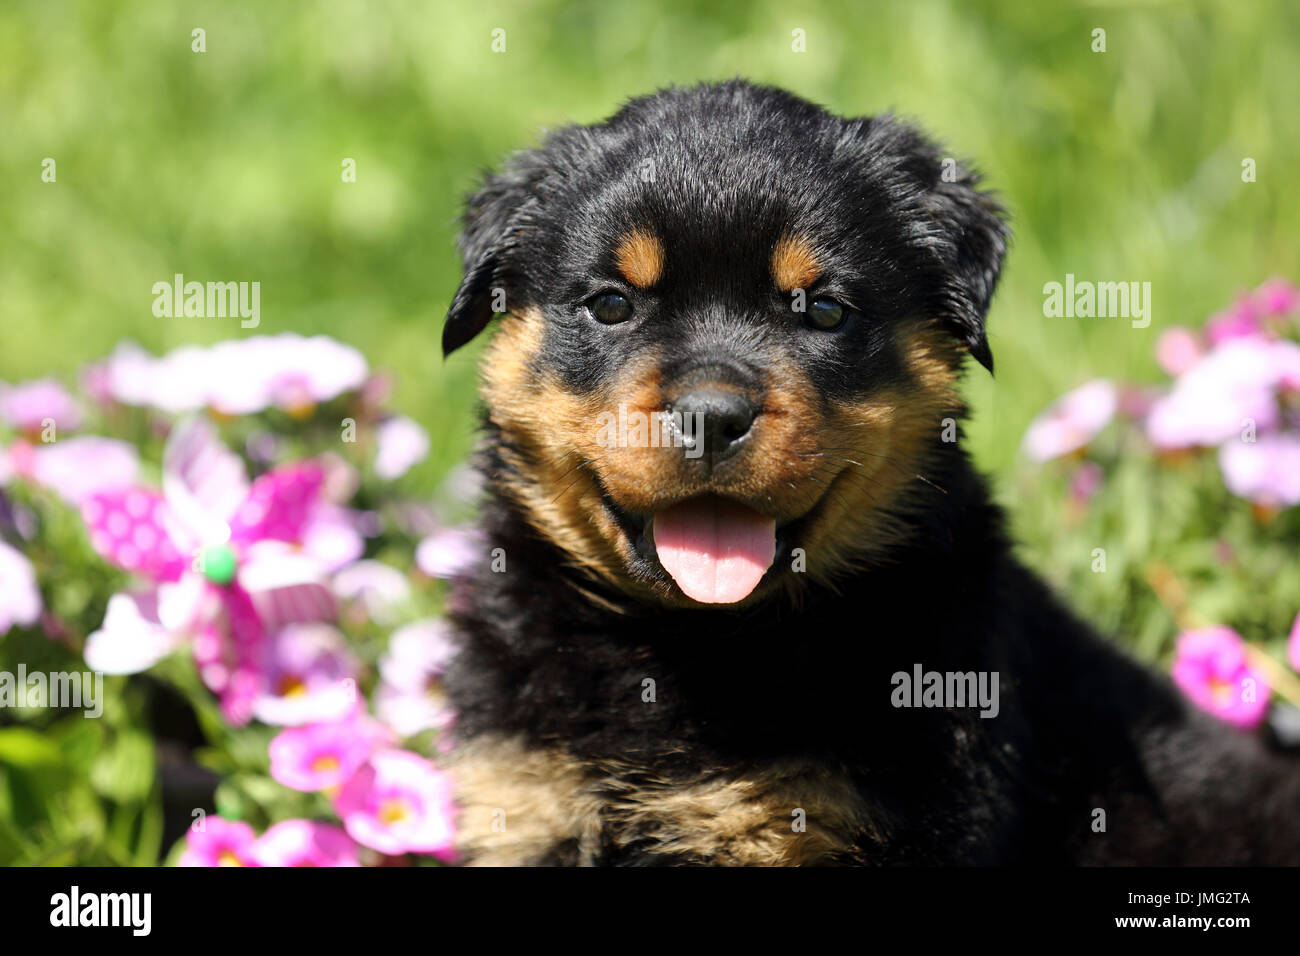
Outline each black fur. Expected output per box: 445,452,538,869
440,81,1300,865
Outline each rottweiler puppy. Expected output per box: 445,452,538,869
439,80,1300,865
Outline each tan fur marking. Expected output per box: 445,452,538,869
446,737,607,866
614,230,665,288
771,233,822,292
446,736,877,866
480,310,628,584
798,319,965,580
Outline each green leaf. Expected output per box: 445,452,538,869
0,728,63,769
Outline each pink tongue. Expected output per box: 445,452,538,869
653,498,776,604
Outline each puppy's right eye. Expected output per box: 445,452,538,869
805,297,848,331
586,292,634,325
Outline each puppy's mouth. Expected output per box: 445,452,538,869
651,496,777,604
602,490,781,605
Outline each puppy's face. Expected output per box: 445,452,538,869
445,82,1007,608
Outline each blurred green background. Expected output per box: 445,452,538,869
2,0,1296,523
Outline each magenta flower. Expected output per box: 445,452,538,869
333,749,456,858
0,379,82,434
179,816,260,867
377,620,458,737
374,416,430,480
415,526,485,579
1206,303,1265,346
252,624,360,727
81,419,336,723
1256,278,1300,317
1171,627,1270,728
1289,612,1300,674
0,541,41,636
1218,433,1300,508
1021,380,1118,462
268,715,392,792
248,820,361,867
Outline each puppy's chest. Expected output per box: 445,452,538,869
447,735,881,866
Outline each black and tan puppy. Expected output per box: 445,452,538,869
439,80,1300,865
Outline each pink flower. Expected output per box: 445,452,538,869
1217,433,1300,508
79,360,114,405
211,335,369,416
377,620,458,737
298,504,367,572
1116,384,1160,421
1171,627,1270,728
138,344,213,413
1067,461,1104,510
80,419,335,723
1146,338,1300,449
252,624,360,727
102,342,163,408
374,416,430,480
334,560,411,626
415,526,485,578
179,816,260,867
1206,303,1265,346
1021,380,1118,462
333,749,456,858
0,379,82,434
248,820,361,867
0,541,41,636
268,716,391,792
7,436,140,505
84,588,189,674
1255,278,1300,318
99,336,368,416
265,335,369,413
1154,327,1203,377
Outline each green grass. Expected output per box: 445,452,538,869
2,0,1297,524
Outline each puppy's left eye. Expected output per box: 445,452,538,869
805,297,850,331
586,292,634,325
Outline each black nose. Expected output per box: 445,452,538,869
672,389,758,462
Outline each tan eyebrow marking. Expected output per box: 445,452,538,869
614,230,665,289
771,233,821,292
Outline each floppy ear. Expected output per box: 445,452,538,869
846,114,1009,373
442,152,546,357
923,164,1008,374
